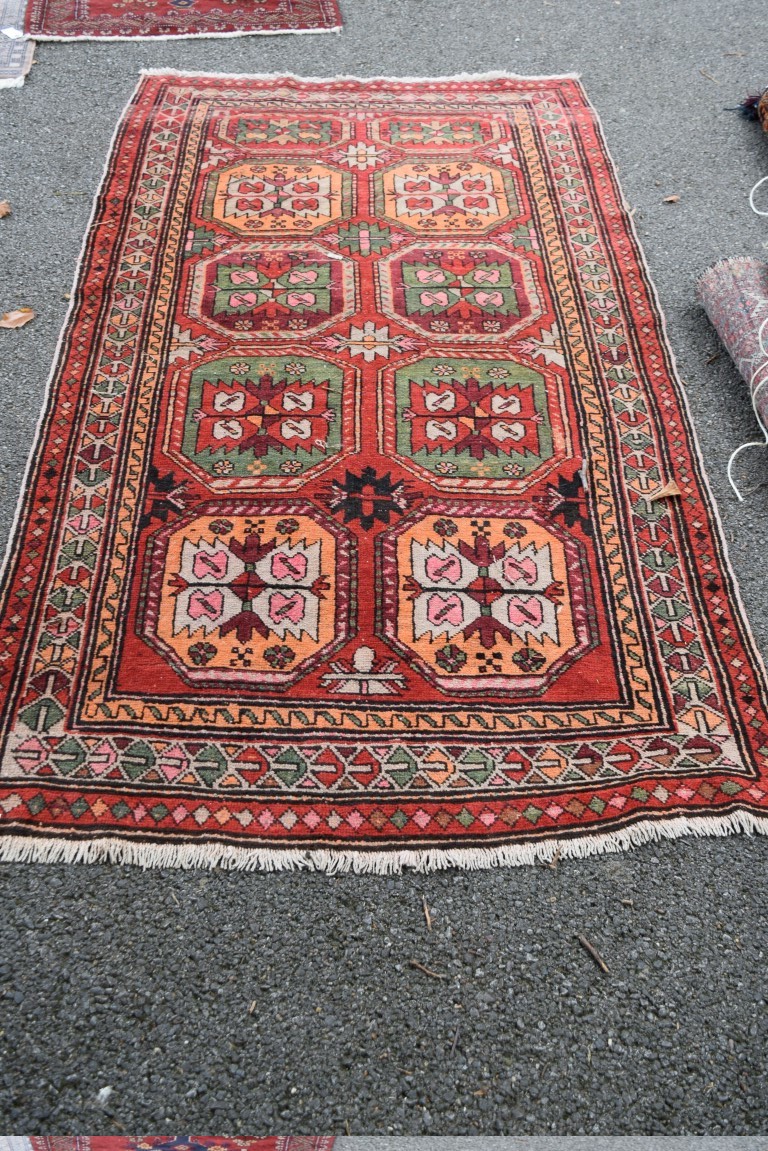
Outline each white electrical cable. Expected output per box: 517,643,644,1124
726,312,768,500
749,173,768,217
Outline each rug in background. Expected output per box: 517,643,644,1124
23,0,341,40
2,1140,334,1151
1,71,767,871
0,0,34,88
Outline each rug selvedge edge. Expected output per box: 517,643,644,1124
576,78,768,726
0,70,148,599
2,807,768,872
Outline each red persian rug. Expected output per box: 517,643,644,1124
1,71,768,872
6,1140,334,1151
23,0,341,40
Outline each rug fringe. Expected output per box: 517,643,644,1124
2,809,767,873
27,25,341,41
697,254,768,285
138,68,583,84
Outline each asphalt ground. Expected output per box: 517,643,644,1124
1,0,768,1136
336,1143,768,1150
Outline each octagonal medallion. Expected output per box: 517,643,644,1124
369,116,505,150
381,354,571,489
201,160,352,237
373,160,519,234
139,501,354,689
165,353,357,491
378,242,543,340
188,243,357,339
215,111,349,150
377,503,597,696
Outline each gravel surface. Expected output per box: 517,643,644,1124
1,0,768,1136
337,1142,768,1150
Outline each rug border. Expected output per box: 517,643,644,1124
0,73,143,594
1,69,767,873
582,82,768,704
2,808,768,871
25,26,342,41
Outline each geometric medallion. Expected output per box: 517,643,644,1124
377,504,597,696
201,161,352,236
188,244,356,338
369,117,504,149
165,354,356,489
138,502,354,688
378,243,542,339
383,355,566,487
373,161,518,234
216,113,348,150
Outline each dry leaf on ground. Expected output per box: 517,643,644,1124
650,479,683,501
663,195,681,203
0,307,35,329
0,201,11,219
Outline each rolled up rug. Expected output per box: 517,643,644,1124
697,256,768,499
741,87,768,132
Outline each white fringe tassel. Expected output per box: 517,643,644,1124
1,808,767,873
139,67,582,83
27,24,341,42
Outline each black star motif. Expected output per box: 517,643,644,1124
139,465,189,532
327,466,408,530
